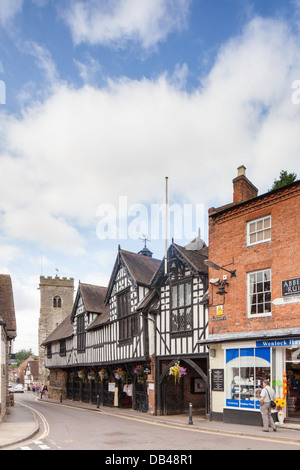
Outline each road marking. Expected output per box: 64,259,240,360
39,444,51,450
34,399,300,447
20,446,32,450
15,399,50,440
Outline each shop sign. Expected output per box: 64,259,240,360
211,369,224,391
282,277,300,297
256,338,300,347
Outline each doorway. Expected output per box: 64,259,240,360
286,347,300,418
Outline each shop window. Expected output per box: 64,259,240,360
248,269,271,317
247,215,271,246
226,347,271,410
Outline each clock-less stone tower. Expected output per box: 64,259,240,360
38,275,74,385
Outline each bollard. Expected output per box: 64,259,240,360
96,394,100,409
188,403,193,425
60,393,63,403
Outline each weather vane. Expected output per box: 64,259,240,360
139,233,151,248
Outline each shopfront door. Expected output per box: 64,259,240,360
286,347,300,418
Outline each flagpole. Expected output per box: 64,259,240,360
165,176,168,275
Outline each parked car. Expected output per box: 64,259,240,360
13,384,24,393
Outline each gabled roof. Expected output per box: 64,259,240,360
0,274,17,339
44,283,110,344
80,283,109,315
151,243,208,286
105,248,161,304
42,314,73,345
71,282,109,321
26,360,39,380
173,243,208,273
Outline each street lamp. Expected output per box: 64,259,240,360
204,259,236,278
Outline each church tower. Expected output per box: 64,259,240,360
38,275,74,385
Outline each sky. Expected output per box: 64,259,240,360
0,0,300,355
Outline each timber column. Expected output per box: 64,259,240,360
38,275,74,386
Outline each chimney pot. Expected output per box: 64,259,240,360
237,165,246,177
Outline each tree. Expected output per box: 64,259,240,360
270,170,297,191
15,349,36,367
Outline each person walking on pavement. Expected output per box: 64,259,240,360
260,379,276,432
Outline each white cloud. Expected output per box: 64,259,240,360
74,55,102,85
62,0,191,48
12,274,40,354
0,15,300,259
21,41,59,84
0,0,23,28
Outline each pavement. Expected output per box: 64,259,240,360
1,393,300,449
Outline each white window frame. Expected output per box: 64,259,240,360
247,215,271,246
247,269,272,318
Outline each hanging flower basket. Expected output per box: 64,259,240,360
70,371,77,381
88,370,97,381
78,370,86,381
62,371,68,382
134,365,145,382
98,369,109,382
168,362,187,384
113,367,126,381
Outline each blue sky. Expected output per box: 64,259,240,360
0,0,300,353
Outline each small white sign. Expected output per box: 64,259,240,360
216,305,223,316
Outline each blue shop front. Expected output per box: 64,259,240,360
206,334,300,425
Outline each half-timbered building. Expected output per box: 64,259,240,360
43,247,161,412
148,239,209,416
43,240,209,416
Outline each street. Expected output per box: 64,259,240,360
9,393,300,452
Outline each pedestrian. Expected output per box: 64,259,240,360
260,379,276,432
32,384,35,393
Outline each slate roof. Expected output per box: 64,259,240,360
151,243,208,286
42,314,73,345
120,250,161,286
79,283,109,315
173,243,208,274
105,249,161,303
44,283,110,344
26,360,39,380
0,274,17,339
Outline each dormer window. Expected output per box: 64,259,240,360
53,296,61,308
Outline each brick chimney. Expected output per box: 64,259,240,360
233,165,258,203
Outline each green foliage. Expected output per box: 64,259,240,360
270,170,297,191
15,349,36,367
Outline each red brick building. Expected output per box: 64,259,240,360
201,166,300,425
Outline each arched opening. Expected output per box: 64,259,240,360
53,296,62,308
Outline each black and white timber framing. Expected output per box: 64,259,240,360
43,239,210,415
